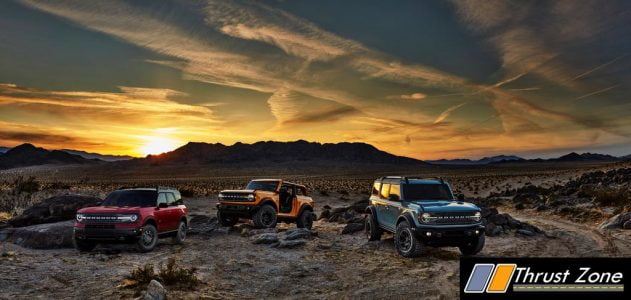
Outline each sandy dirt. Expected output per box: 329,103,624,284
2,192,631,300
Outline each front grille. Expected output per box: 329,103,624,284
219,193,252,202
426,212,478,225
85,224,115,229
83,215,118,224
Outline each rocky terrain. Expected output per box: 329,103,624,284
1,162,630,299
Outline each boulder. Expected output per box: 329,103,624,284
284,228,316,240
506,215,522,229
1,220,74,249
341,223,364,235
480,207,498,218
488,213,508,225
348,199,369,213
251,233,280,244
318,209,331,220
187,215,218,235
516,229,535,237
144,280,166,300
485,223,502,237
598,212,631,230
8,195,101,227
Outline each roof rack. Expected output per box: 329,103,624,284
380,176,445,184
157,186,177,191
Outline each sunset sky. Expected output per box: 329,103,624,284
1,0,630,159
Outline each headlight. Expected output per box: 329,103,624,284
420,213,432,223
218,193,224,198
76,213,85,222
472,211,481,222
247,194,255,201
117,214,139,222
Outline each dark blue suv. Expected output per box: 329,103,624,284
365,176,485,257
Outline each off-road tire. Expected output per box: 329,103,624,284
218,210,238,227
253,204,277,229
73,236,96,252
136,223,158,253
172,220,187,244
296,209,313,229
365,213,383,241
459,233,485,256
395,221,422,258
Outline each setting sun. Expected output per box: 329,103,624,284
139,136,181,156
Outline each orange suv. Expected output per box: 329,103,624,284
216,179,314,229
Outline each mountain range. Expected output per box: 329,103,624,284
0,144,96,169
140,140,425,166
0,142,629,170
60,149,133,162
428,155,524,165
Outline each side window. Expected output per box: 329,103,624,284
371,182,381,196
157,193,167,206
390,184,401,201
296,187,305,196
166,193,176,206
380,183,390,199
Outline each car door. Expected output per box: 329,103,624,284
377,183,394,230
154,192,170,232
384,184,403,228
165,193,179,230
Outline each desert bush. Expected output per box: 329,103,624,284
11,176,40,195
592,187,630,207
126,258,200,289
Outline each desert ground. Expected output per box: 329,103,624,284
1,161,631,299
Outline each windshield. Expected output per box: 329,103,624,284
102,190,157,207
403,184,453,201
245,180,279,192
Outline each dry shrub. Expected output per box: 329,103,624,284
126,257,200,290
11,176,40,195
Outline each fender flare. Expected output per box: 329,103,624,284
298,204,313,216
365,205,379,224
143,217,157,227
256,198,278,212
396,212,416,227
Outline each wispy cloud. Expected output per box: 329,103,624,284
575,84,620,101
434,103,467,124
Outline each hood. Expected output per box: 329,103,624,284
410,200,479,213
220,189,256,193
77,206,141,214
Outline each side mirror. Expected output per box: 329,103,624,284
388,194,400,202
158,202,168,208
457,194,465,201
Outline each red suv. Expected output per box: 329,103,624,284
73,187,188,252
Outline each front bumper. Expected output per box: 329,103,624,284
73,226,142,242
412,224,485,246
217,203,257,217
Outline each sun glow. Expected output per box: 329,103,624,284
139,135,181,156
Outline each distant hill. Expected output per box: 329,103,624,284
136,140,427,166
428,155,524,165
552,152,621,162
0,146,9,154
0,143,95,170
61,149,133,162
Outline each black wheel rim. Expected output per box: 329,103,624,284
398,229,412,253
262,211,274,226
142,228,155,246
